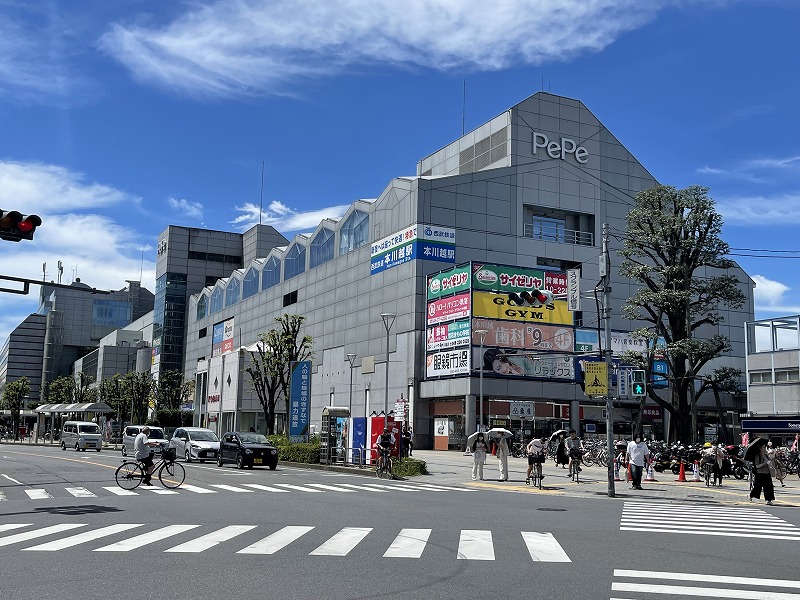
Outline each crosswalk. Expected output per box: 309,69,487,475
610,569,800,599
0,480,475,502
620,501,800,540
0,522,572,561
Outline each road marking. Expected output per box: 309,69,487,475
103,486,138,496
2,474,23,484
165,525,256,553
305,483,357,492
238,526,315,555
65,487,96,498
309,527,372,556
23,524,143,551
412,483,475,492
24,489,52,499
0,524,86,547
94,525,201,552
611,581,800,598
521,532,571,562
144,488,179,495
274,483,324,493
0,491,6,501
620,526,800,541
179,484,217,494
383,528,431,558
391,483,445,492
457,530,494,560
615,569,800,589
210,484,254,493
360,483,414,492
0,524,31,533
242,483,290,493
336,483,388,493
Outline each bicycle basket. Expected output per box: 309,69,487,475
162,447,176,462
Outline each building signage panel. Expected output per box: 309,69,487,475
510,402,535,418
472,292,572,325
474,348,574,380
212,317,235,357
427,264,471,300
221,351,239,412
426,348,470,378
471,318,573,351
371,224,418,257
289,361,311,442
583,361,608,396
471,263,566,294
371,223,456,275
426,292,471,325
207,355,223,406
741,419,800,433
532,131,588,164
566,269,580,311
574,329,652,355
417,240,455,263
370,240,416,274
426,320,471,352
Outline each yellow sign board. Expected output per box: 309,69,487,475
471,292,573,325
584,361,608,396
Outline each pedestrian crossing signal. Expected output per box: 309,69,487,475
631,370,646,397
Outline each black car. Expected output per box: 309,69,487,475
217,431,279,470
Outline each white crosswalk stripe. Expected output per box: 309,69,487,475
179,484,217,494
0,491,7,501
309,527,372,556
521,532,572,562
305,483,357,492
0,524,86,547
274,483,324,493
94,525,201,552
336,483,389,493
383,528,431,558
457,530,494,560
165,526,257,553
65,487,96,498
237,526,315,555
24,489,52,499
210,484,254,493
611,569,800,599
620,501,800,540
103,486,138,496
23,524,144,551
242,483,290,493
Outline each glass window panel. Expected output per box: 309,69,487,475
210,287,224,314
262,256,281,290
242,267,259,299
284,244,306,280
225,278,241,307
310,229,335,268
338,210,369,255
196,295,207,320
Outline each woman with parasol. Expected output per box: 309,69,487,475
747,439,775,505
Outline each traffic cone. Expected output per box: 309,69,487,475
675,462,687,482
691,460,701,482
644,463,657,482
613,458,621,481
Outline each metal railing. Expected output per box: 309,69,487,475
523,223,594,246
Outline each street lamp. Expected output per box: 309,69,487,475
346,353,357,415
380,313,396,428
474,329,489,434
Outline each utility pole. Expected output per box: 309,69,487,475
601,223,615,498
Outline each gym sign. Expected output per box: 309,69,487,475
532,132,588,164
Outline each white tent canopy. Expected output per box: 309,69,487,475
34,402,114,414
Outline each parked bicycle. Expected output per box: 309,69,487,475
115,447,185,490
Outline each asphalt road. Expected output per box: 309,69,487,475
1,445,799,600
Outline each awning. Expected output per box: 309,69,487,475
0,410,37,417
34,402,114,414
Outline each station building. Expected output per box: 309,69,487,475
176,91,755,449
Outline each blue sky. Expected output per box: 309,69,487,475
1,0,799,344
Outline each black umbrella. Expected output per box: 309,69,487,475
743,437,768,463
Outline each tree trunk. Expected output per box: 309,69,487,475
712,386,729,444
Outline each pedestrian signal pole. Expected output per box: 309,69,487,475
601,223,615,498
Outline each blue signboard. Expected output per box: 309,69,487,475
651,360,669,389
370,240,416,275
351,417,366,464
741,419,800,433
417,240,455,263
289,361,311,443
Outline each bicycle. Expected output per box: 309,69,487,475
568,452,582,483
375,449,393,479
115,448,185,490
526,453,544,490
702,460,713,487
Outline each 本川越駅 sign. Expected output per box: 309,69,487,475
371,223,456,275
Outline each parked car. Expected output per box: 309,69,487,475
169,427,220,463
121,426,169,457
217,431,279,470
61,421,102,452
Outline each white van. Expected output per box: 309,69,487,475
61,421,103,452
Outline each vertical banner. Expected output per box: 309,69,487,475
221,351,240,412
352,416,366,464
567,269,581,311
369,415,386,464
289,361,311,443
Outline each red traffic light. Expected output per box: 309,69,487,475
0,210,42,241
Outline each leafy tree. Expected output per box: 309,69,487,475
275,314,313,435
1,377,30,440
73,372,97,404
45,376,77,404
156,369,195,411
619,185,747,443
120,372,155,424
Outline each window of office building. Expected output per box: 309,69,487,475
210,286,224,314
242,267,259,299
775,369,800,382
339,210,368,255
310,229,334,269
196,294,207,320
92,299,132,327
284,244,306,280
225,277,241,307
262,256,280,290
749,371,772,384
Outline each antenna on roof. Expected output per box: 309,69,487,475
259,160,265,226
462,80,466,136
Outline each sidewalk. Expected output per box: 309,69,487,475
411,449,800,507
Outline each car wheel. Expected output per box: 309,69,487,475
269,463,277,471
75,443,80,452
121,445,127,457
217,454,224,467
185,450,192,463
96,448,101,452
236,455,245,469
61,441,65,451
247,463,253,469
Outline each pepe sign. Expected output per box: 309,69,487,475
427,264,470,300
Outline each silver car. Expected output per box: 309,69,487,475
169,427,220,463
121,425,169,457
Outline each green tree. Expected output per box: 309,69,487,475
45,376,77,404
1,377,30,440
275,314,313,436
120,372,154,425
246,329,283,435
619,185,747,443
156,369,195,411
73,372,97,404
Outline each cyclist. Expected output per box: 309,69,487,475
565,430,583,477
526,436,546,485
375,427,394,471
134,426,158,486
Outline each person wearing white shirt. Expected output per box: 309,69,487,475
526,437,546,485
626,434,650,490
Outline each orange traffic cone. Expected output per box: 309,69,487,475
675,462,687,482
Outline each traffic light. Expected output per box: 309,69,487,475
631,369,647,397
507,289,553,307
0,210,41,242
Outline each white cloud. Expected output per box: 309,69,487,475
717,193,800,225
168,197,204,219
99,0,669,98
753,274,789,307
231,200,348,233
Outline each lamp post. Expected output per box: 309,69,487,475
380,313,396,428
346,353,357,415
474,329,489,434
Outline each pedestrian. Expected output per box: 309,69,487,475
402,425,413,457
749,444,775,505
712,441,725,486
496,434,510,481
556,433,568,468
471,433,488,480
526,437,546,485
625,433,650,490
